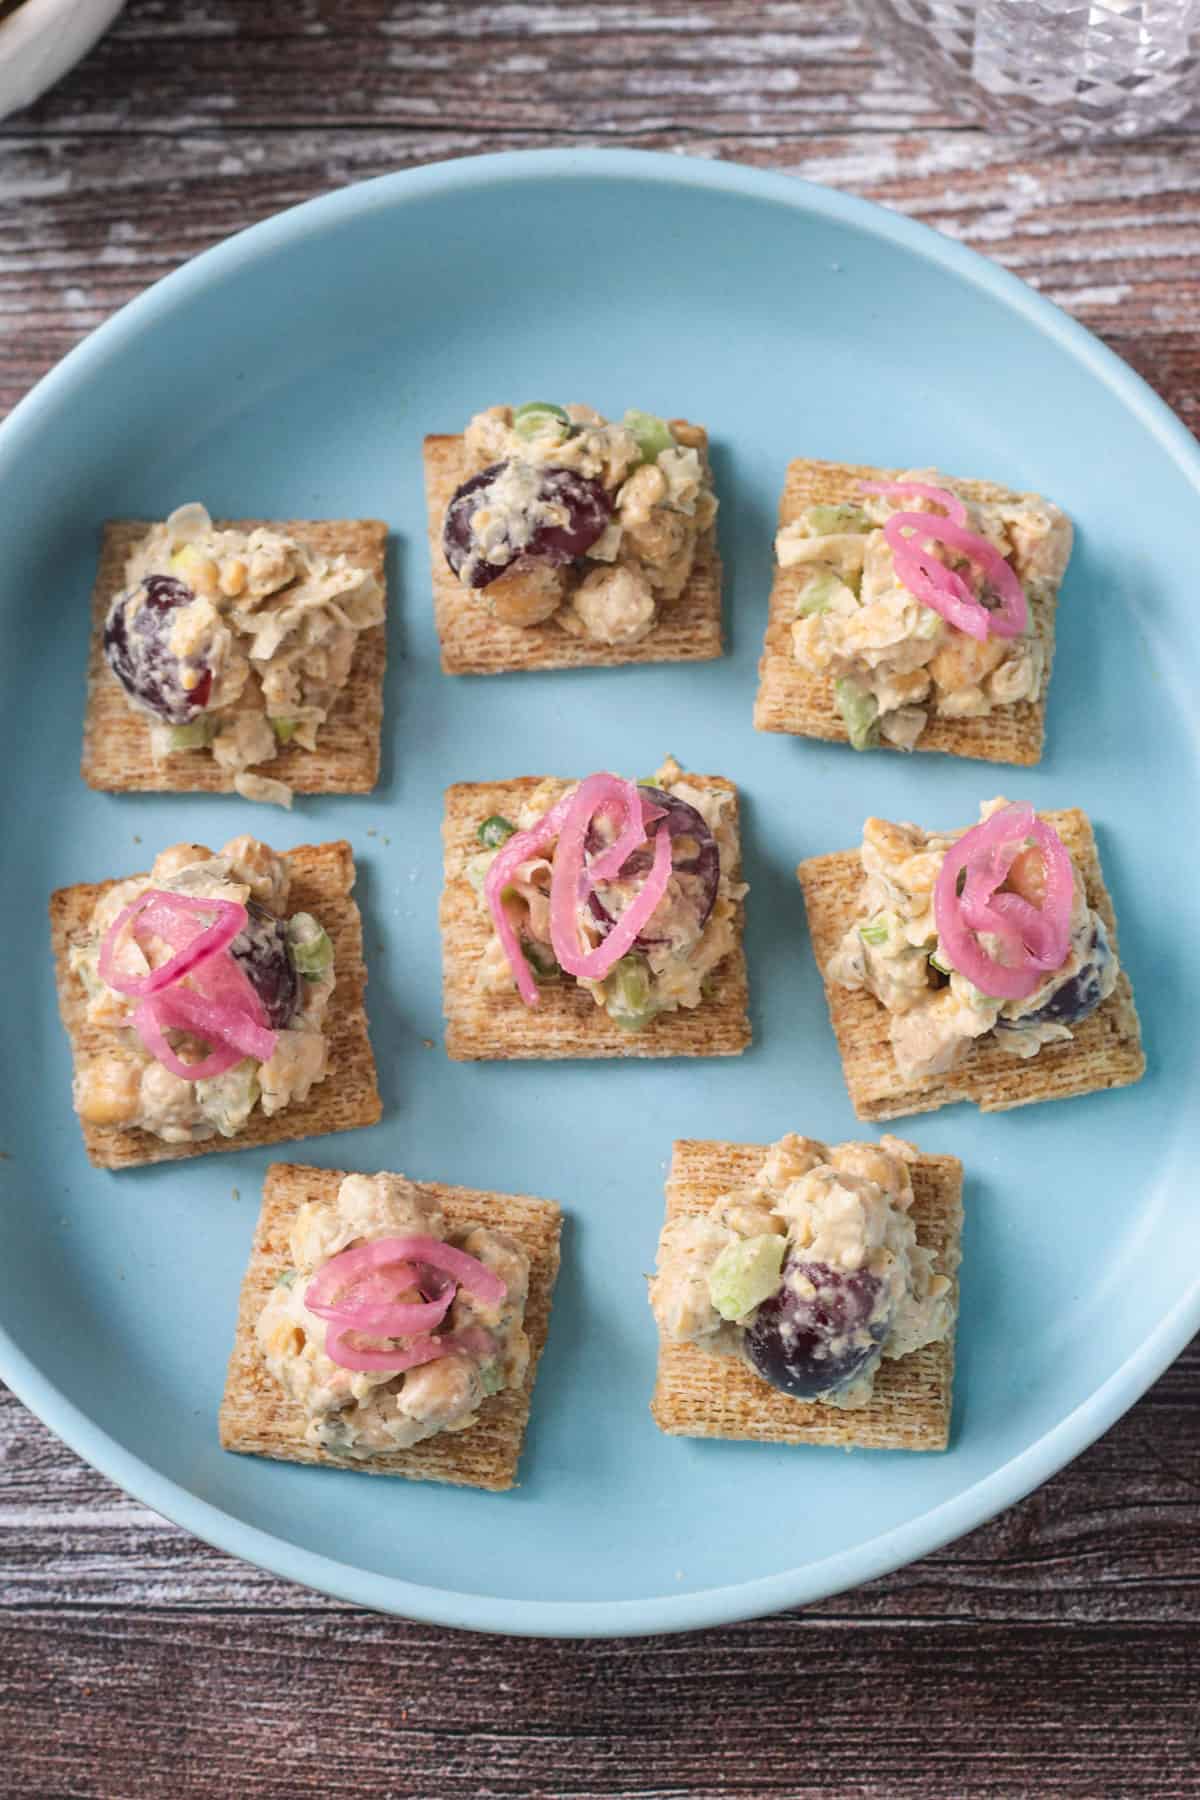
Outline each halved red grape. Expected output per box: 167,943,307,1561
103,574,213,725
586,786,719,951
999,917,1113,1032
743,1258,888,1399
442,460,611,589
230,900,300,1030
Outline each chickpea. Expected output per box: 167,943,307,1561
486,559,566,628
623,508,690,571
397,1355,482,1430
617,462,668,525
219,557,247,598
219,835,289,909
150,843,214,881
74,1057,141,1126
929,631,1007,694
183,555,220,599
829,1142,912,1202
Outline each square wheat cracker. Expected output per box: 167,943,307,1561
423,428,722,675
754,457,1069,766
82,518,389,794
219,1161,562,1491
797,807,1145,1122
650,1138,962,1451
440,775,750,1061
49,840,382,1169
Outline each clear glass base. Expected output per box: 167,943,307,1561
858,0,1200,139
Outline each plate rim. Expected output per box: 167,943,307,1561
2,145,1198,1637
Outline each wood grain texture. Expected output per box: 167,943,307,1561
3,1,1199,1793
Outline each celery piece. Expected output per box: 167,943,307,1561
623,408,675,466
287,916,333,980
806,503,870,535
835,680,880,752
166,718,214,751
602,953,656,1030
477,814,516,849
513,402,571,444
270,717,299,744
858,912,892,948
708,1234,786,1322
796,569,845,616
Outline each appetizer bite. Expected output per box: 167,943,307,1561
650,1134,961,1451
799,799,1144,1121
83,504,388,804
441,757,749,1060
424,403,722,674
220,1162,562,1491
50,836,380,1168
755,460,1072,764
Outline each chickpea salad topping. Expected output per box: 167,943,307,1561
651,1135,955,1408
103,503,385,806
69,838,335,1143
469,756,745,1032
828,799,1119,1083
256,1172,531,1457
778,471,1071,751
443,403,718,645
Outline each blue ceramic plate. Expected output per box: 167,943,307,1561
1,151,1197,1637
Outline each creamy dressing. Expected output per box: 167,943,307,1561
471,756,746,1030
114,503,384,804
256,1172,531,1458
69,837,335,1142
828,799,1119,1081
777,471,1071,750
650,1134,955,1409
455,404,718,644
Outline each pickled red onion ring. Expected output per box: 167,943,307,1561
484,787,580,1007
306,1254,456,1337
132,996,245,1080
934,804,1075,1000
131,979,276,1079
313,1237,506,1377
144,984,275,1062
549,775,673,980
324,1327,449,1373
884,512,1028,642
587,788,666,883
324,1323,498,1374
858,480,968,526
305,1234,507,1318
99,890,246,996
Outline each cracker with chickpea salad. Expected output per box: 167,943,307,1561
81,518,389,794
440,775,751,1061
650,1139,962,1451
797,808,1145,1123
423,426,723,675
49,840,381,1170
218,1162,562,1490
754,458,1066,766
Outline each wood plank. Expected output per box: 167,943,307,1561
0,1603,1198,1797
4,128,1199,420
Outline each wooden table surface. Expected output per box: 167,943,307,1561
2,4,1198,1794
